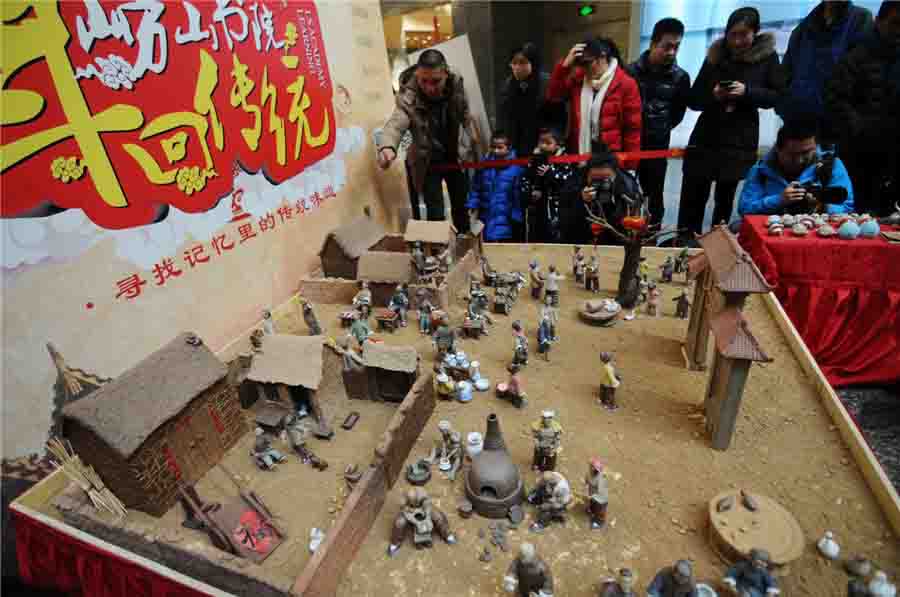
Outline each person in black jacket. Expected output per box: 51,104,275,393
497,43,566,160
520,128,578,243
677,7,783,241
567,146,641,245
825,1,900,216
777,1,873,145
627,18,691,228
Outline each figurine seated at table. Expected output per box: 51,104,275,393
737,120,854,217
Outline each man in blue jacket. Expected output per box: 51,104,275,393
778,1,873,144
738,119,854,217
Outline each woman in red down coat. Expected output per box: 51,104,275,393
546,37,642,170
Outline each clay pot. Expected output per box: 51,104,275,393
817,224,836,238
838,220,861,240
768,224,784,236
791,223,809,236
859,219,880,238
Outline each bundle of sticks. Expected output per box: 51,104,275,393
47,437,127,520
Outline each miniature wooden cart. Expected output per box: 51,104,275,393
374,308,399,333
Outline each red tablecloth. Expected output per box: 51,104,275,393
739,216,900,387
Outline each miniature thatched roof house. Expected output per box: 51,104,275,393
344,342,419,402
319,214,387,279
244,334,335,437
357,251,414,305
404,219,456,256
62,333,245,517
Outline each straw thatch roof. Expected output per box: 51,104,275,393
62,333,226,459
320,215,386,259
357,251,413,283
247,334,324,389
362,342,419,373
404,219,456,245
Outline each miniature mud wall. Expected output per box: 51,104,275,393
298,279,361,306
438,248,480,310
373,234,409,253
293,372,435,596
1,1,409,459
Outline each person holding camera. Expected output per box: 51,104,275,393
677,7,783,240
738,119,854,217
546,38,641,169
519,128,577,243
567,145,641,245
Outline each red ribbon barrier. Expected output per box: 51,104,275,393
429,148,686,172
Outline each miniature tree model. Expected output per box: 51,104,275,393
584,191,678,309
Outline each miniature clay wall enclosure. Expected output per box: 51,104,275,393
1,0,410,460
294,373,435,596
298,247,480,313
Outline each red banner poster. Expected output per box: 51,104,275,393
1,0,336,230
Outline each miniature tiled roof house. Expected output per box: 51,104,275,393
343,342,419,402
319,213,387,279
61,333,245,517
403,219,456,257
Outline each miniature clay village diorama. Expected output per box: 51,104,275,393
36,202,900,597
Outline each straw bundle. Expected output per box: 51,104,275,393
47,437,127,520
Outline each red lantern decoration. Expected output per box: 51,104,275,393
622,216,646,231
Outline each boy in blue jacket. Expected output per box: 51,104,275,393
467,132,523,241
738,119,854,217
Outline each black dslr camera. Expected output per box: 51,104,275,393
591,177,615,206
798,182,848,205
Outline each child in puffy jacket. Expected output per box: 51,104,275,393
519,128,577,242
467,132,523,241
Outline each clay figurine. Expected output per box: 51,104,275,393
387,487,456,557
503,542,554,597
299,298,323,335
537,310,554,361
529,259,545,300
262,309,275,335
467,290,493,334
673,289,691,319
481,255,498,286
436,245,453,274
597,352,621,411
512,320,529,366
531,411,563,471
639,256,650,281
585,458,609,530
647,560,698,597
252,427,286,470
540,294,560,341
434,372,458,402
598,568,636,597
646,282,661,317
353,281,372,319
544,265,564,306
673,247,690,276
411,241,427,279
430,420,463,480
659,256,674,283
585,253,601,293
432,315,457,358
349,312,372,350
573,246,586,282
417,293,435,335
283,414,327,471
339,335,366,372
527,470,572,532
496,363,527,408
388,284,409,327
722,548,779,597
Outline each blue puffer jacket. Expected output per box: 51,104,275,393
738,147,854,216
466,151,523,241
